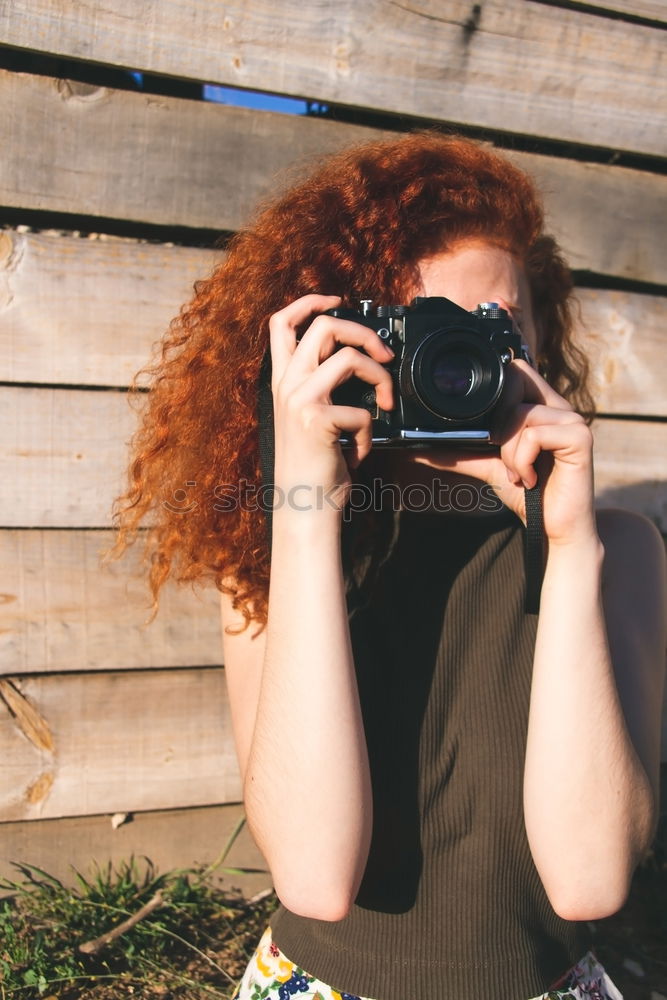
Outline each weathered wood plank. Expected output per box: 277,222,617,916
0,0,665,154
593,418,667,532
2,230,666,414
0,230,220,386
504,152,667,285
575,288,667,416
2,73,666,282
0,668,241,822
2,388,666,528
573,0,667,21
0,803,270,898
0,530,222,675
0,69,380,232
0,386,135,528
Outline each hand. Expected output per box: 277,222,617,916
414,361,598,547
269,294,394,511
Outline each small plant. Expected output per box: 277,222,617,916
0,856,276,999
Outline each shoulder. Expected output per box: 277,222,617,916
596,505,664,546
595,508,666,796
595,506,666,703
596,507,666,591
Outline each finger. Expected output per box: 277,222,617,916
294,314,395,371
293,345,394,412
497,405,584,487
492,354,578,444
268,294,342,389
498,403,584,447
506,419,593,489
505,359,573,412
331,406,374,467
493,403,573,476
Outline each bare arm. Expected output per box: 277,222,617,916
222,294,394,921
417,361,666,920
221,515,370,922
500,375,666,919
502,383,667,920
523,507,666,920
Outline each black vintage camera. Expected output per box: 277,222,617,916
328,295,531,446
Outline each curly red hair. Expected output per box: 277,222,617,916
112,131,593,629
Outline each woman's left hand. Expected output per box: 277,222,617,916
413,360,597,548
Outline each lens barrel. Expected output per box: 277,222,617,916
403,327,505,422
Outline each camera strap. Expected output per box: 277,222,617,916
523,483,544,615
257,347,275,548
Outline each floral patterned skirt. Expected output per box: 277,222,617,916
233,926,623,1000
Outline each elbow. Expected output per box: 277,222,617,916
543,870,632,922
247,817,362,922
273,875,356,922
244,784,370,924
533,832,639,922
263,832,366,922
548,887,629,922
243,774,371,923
530,804,655,923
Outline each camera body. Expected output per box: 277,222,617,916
328,295,530,446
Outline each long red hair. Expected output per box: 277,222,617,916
112,132,593,628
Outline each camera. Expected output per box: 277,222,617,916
328,296,532,446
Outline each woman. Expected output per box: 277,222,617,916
114,133,666,1000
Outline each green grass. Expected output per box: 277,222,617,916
0,857,277,999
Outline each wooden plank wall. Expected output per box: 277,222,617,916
1,0,666,886
0,0,665,153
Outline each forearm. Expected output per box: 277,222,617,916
523,535,655,920
244,507,372,920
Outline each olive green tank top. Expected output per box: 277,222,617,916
272,510,589,999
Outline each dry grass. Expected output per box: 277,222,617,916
0,858,277,999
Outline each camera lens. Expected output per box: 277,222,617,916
431,351,475,396
404,327,505,422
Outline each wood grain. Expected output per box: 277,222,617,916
2,230,666,412
0,668,241,822
503,152,667,284
0,0,665,154
0,529,223,675
0,230,220,386
0,803,271,899
0,385,136,528
572,0,667,21
0,69,380,232
574,288,667,416
593,417,667,532
2,389,666,529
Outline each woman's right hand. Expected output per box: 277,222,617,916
269,294,394,511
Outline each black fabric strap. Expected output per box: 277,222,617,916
523,483,544,615
257,347,275,548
